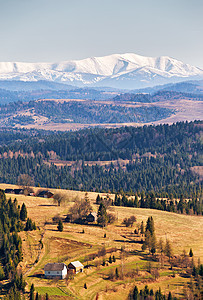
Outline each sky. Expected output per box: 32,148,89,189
0,0,202,68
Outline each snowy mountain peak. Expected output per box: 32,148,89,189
0,53,202,89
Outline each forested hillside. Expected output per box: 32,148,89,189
0,98,173,127
0,121,202,199
112,90,203,102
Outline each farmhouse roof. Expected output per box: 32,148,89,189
69,261,84,268
14,189,24,194
44,263,66,271
89,212,97,217
37,190,54,197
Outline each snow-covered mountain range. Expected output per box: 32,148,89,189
0,53,202,89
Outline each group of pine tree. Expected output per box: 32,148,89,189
0,190,37,299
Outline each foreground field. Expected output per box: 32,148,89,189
1,183,203,299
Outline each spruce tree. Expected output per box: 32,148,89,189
150,233,157,255
199,264,203,276
143,285,149,297
140,221,144,234
30,283,35,300
189,248,193,257
132,285,139,300
97,203,108,227
134,194,139,208
20,203,27,221
168,291,172,300
164,239,173,262
57,220,63,232
96,194,101,204
145,216,155,236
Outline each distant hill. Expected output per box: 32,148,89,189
112,90,203,103
0,80,74,91
131,80,203,95
0,88,202,128
0,98,173,126
0,87,121,105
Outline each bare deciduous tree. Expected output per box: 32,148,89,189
53,193,68,206
69,193,92,221
18,174,34,195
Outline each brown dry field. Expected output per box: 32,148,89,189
1,183,203,299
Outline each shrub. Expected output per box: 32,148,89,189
122,215,136,227
107,213,116,224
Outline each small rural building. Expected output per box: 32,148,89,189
4,189,15,194
27,191,35,196
37,190,54,198
86,212,98,223
68,261,84,274
13,189,24,195
44,263,67,279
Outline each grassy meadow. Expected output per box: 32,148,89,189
0,183,202,299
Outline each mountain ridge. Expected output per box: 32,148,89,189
0,53,202,89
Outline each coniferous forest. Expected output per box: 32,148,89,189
0,121,202,203
0,190,36,298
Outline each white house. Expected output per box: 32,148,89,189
44,263,67,279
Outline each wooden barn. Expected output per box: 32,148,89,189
13,189,24,195
68,261,84,274
86,212,97,223
37,190,54,198
4,189,15,194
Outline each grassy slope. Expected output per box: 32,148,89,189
0,183,203,299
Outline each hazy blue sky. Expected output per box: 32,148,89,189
0,0,202,67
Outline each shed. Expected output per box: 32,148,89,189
37,190,54,198
86,212,97,223
44,263,67,279
4,189,15,194
14,189,24,195
68,261,84,274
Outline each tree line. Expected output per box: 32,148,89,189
113,192,202,215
